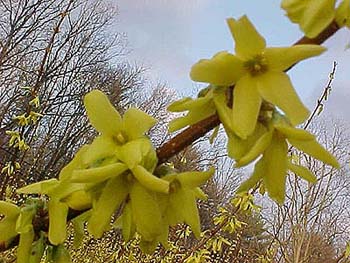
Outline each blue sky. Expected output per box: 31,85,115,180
114,0,350,122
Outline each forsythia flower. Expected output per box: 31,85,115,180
13,114,30,126
235,113,339,203
281,0,336,38
18,90,215,253
191,15,325,139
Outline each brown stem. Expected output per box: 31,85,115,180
156,114,220,165
0,19,342,253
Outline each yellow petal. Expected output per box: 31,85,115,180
64,190,92,211
168,96,212,112
281,0,307,23
274,122,314,141
190,51,245,85
176,167,215,188
17,228,34,263
281,0,336,38
71,163,128,183
88,176,128,238
120,202,135,241
59,145,89,181
287,161,317,183
236,158,264,194
0,201,20,217
257,72,309,125
232,75,261,139
227,16,266,60
236,130,273,167
265,45,326,72
17,179,59,195
122,108,157,140
180,189,201,238
0,218,18,241
84,89,122,136
213,87,234,132
301,0,336,38
227,122,267,160
82,136,116,167
130,182,163,241
336,0,350,28
48,199,69,245
193,187,207,200
168,101,216,132
262,135,288,203
132,165,169,194
288,138,340,168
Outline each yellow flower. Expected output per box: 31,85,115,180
191,16,325,139
13,114,30,126
281,0,336,38
235,113,339,203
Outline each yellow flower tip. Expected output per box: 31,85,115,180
190,51,244,86
227,15,266,60
336,0,350,28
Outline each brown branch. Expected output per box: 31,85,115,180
0,19,342,253
156,114,220,165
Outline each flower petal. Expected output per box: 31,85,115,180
0,218,18,241
213,87,234,132
227,122,267,160
82,136,116,167
59,145,89,181
301,0,336,38
236,158,264,194
176,167,215,188
257,72,309,125
190,51,245,85
281,0,336,38
0,201,20,217
227,16,266,60
288,138,340,168
265,45,326,72
17,229,35,263
130,182,164,241
274,123,314,141
48,199,69,245
168,96,212,112
168,101,216,132
287,161,317,183
232,75,261,139
123,108,157,140
132,165,169,194
84,89,122,136
88,176,128,238
17,179,59,195
336,0,350,28
236,130,273,167
71,163,128,183
262,135,288,203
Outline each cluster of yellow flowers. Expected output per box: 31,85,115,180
168,15,340,203
5,90,214,258
1,0,349,261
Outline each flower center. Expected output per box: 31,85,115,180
169,179,181,193
115,132,127,144
244,54,268,76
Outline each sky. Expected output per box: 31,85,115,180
113,0,350,123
